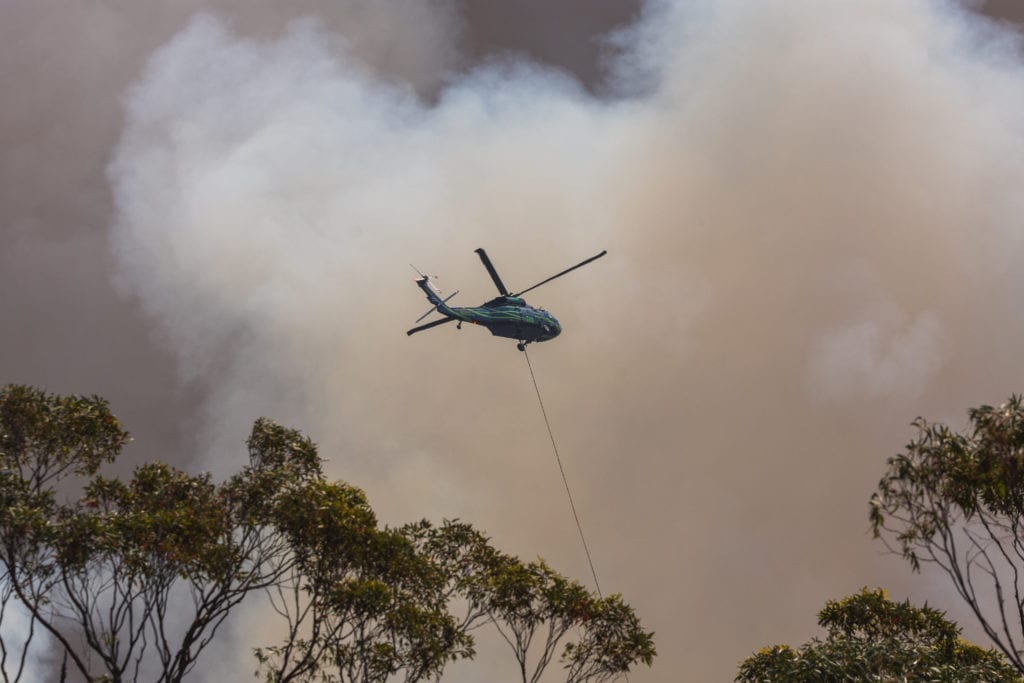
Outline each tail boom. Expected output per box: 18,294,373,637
416,276,445,306
415,276,462,318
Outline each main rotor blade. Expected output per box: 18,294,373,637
406,316,456,336
513,250,607,297
474,248,510,296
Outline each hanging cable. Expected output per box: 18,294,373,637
522,348,603,598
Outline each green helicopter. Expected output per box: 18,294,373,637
407,247,606,351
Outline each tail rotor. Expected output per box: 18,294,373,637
414,290,458,323
409,263,457,327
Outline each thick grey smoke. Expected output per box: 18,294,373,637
2,0,1020,679
106,2,1024,679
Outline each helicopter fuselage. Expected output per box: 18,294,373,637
419,279,561,343
448,297,562,343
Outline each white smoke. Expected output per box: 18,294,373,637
0,600,51,683
108,1,1024,679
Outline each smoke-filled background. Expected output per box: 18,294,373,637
5,0,1024,679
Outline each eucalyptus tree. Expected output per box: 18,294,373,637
0,385,655,682
0,387,303,681
254,481,472,683
871,396,1024,673
737,588,1019,682
0,384,129,681
403,521,655,683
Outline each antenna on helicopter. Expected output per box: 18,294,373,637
409,264,440,280
409,264,458,324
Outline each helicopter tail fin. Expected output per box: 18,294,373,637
415,276,446,308
414,275,462,319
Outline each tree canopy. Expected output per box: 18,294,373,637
0,384,654,682
736,588,1019,682
871,395,1024,674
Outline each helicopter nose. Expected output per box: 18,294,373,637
548,317,561,338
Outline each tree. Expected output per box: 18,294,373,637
871,395,1024,674
0,388,303,682
254,478,471,682
561,594,654,683
736,588,1019,682
0,385,655,681
402,522,655,683
0,384,129,681
399,520,506,637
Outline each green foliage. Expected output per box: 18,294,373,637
817,588,958,646
0,385,655,682
75,465,233,578
0,384,128,489
246,417,323,480
870,396,1024,672
736,588,1020,682
468,551,654,683
399,519,506,632
563,594,656,683
256,508,472,683
273,479,375,565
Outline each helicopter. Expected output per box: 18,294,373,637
407,247,607,351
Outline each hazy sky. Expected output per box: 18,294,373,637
5,1,1024,680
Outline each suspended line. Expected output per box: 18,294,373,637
522,348,603,598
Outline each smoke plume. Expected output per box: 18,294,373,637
4,0,1024,679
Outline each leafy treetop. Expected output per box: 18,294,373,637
736,588,1020,682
